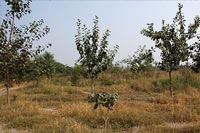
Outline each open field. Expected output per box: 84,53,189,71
0,69,200,133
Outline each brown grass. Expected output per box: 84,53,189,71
0,70,200,132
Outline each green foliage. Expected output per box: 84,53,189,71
33,52,56,81
52,77,71,86
101,77,114,86
12,58,32,82
141,3,200,97
70,65,82,86
75,16,118,89
191,36,200,73
0,0,51,105
19,85,60,96
54,62,70,76
193,82,200,89
124,45,154,73
141,3,200,72
153,74,199,91
88,92,118,110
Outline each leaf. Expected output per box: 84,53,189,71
94,103,98,110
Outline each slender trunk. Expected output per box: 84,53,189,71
4,11,15,106
91,78,94,94
104,109,110,132
36,78,39,87
5,68,10,106
169,71,173,98
6,85,10,106
47,75,51,83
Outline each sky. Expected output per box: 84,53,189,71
1,0,200,66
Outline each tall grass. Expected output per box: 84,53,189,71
0,68,199,132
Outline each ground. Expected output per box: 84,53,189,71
0,69,200,132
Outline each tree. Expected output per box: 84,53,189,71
75,16,118,94
0,0,51,105
13,57,32,83
123,45,154,74
141,3,200,97
34,52,56,82
54,62,69,76
191,36,200,73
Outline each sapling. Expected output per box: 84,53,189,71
141,3,200,97
75,16,118,94
0,0,51,105
88,92,118,130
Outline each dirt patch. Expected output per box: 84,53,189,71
163,122,199,129
0,85,29,97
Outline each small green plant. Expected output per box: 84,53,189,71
88,92,118,110
101,77,114,86
88,92,118,130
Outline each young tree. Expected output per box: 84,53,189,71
191,36,200,73
34,52,56,82
70,64,82,86
41,52,56,82
75,16,118,94
54,62,70,76
123,45,154,74
141,3,200,97
0,0,51,105
13,57,32,83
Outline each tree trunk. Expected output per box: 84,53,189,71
169,71,173,98
4,10,15,106
5,68,10,106
6,85,10,106
104,109,110,131
36,78,39,87
91,78,95,94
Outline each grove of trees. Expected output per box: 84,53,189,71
0,0,200,107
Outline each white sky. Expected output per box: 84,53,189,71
1,0,200,66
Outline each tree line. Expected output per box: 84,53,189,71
0,0,200,107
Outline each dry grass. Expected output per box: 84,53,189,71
0,70,200,132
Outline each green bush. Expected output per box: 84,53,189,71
70,65,82,86
153,76,196,91
192,81,200,89
101,78,114,86
53,78,71,86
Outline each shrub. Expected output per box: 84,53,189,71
101,78,114,86
70,65,82,86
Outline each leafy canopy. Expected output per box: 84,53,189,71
191,36,200,73
141,3,200,72
124,45,154,73
75,16,118,80
0,0,51,84
88,92,118,110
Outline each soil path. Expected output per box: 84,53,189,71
0,85,29,97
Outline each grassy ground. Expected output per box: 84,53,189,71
0,69,200,132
